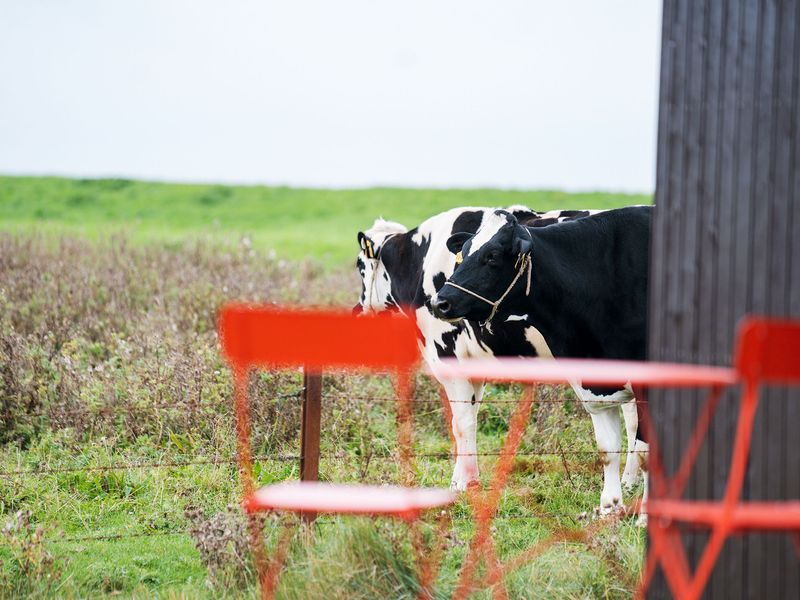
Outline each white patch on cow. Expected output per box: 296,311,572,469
415,208,484,298
506,204,536,214
505,314,528,322
538,209,602,221
467,211,509,255
524,326,553,358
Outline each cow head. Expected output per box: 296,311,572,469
354,218,407,313
431,210,532,322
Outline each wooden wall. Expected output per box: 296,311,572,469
648,0,800,597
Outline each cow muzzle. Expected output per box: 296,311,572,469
431,293,464,323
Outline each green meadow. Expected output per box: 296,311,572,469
0,176,649,265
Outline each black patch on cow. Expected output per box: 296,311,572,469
528,218,559,228
511,209,540,224
471,394,476,405
432,272,446,293
378,230,431,307
356,256,367,303
434,327,460,357
477,319,542,357
555,210,591,219
450,211,484,235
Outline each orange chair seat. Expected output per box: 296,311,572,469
244,481,456,519
648,499,800,531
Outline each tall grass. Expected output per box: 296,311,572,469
0,233,643,598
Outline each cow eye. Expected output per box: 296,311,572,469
484,250,500,266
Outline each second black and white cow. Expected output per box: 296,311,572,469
354,205,641,510
431,206,651,513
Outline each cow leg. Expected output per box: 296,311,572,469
585,405,624,514
442,377,481,491
620,399,640,489
631,391,649,525
635,438,649,526
575,384,632,514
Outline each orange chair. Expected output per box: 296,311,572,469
219,304,455,599
643,317,800,600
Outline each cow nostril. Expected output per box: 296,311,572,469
434,299,451,316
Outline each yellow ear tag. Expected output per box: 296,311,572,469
455,251,463,265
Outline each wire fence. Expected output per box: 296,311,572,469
49,515,601,545
5,379,641,548
0,448,646,477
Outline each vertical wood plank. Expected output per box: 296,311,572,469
747,0,777,594
785,4,800,596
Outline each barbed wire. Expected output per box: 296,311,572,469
326,393,649,405
52,529,190,543
0,454,301,476
1,448,648,477
47,511,612,544
18,389,305,419
10,390,646,427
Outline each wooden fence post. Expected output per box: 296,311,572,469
300,368,322,522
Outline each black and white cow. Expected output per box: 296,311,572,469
431,206,651,514
354,206,641,509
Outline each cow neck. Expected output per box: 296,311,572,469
507,223,617,360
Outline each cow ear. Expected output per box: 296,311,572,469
513,226,533,255
357,231,367,250
447,232,472,254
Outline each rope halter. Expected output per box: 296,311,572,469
443,251,532,323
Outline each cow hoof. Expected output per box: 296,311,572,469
450,463,479,492
594,499,624,519
621,473,640,490
450,476,479,492
450,477,467,492
449,479,472,492
636,513,648,527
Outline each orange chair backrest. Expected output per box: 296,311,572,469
734,317,800,384
219,304,420,371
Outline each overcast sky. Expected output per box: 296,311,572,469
0,1,661,192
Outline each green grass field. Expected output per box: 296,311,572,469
0,176,650,265
0,176,649,598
